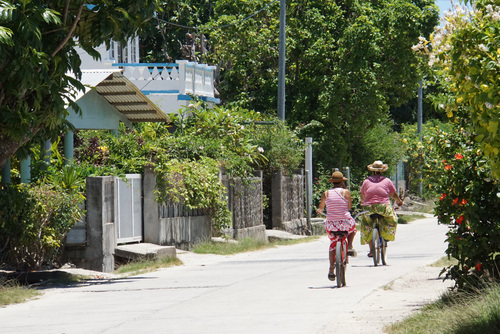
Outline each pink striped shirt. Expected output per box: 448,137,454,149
325,188,354,222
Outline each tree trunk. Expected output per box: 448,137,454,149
0,133,34,170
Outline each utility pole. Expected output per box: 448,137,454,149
417,80,423,196
277,0,286,121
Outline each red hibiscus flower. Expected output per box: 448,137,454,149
475,263,482,272
456,215,464,225
445,164,452,170
455,153,464,160
460,199,468,205
439,193,447,201
452,198,459,205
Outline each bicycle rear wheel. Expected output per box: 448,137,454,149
336,242,343,287
381,238,387,265
372,225,381,266
341,239,347,286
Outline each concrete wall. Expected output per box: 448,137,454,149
143,167,212,250
271,169,308,234
221,171,266,242
63,176,116,273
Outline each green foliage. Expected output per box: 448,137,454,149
251,120,305,174
426,0,500,178
139,0,215,63
154,156,232,232
0,183,84,270
205,0,439,174
432,125,500,290
0,0,159,169
399,120,453,197
169,104,268,177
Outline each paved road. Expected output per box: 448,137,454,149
0,217,451,334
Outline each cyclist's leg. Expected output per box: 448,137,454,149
347,229,357,257
328,233,338,280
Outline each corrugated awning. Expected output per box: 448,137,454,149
79,70,169,123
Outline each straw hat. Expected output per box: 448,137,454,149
328,171,347,183
367,160,388,172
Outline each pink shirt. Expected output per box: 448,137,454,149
325,188,353,222
361,175,396,205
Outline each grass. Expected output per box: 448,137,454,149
114,256,183,276
193,236,320,255
398,214,428,224
429,256,458,268
0,279,40,307
385,283,500,334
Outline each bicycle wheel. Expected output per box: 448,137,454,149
372,225,381,266
381,238,387,265
336,241,343,288
341,239,347,286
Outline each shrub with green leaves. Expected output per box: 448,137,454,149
399,120,453,197
432,125,500,290
154,157,232,232
0,183,84,270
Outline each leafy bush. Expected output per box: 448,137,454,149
154,157,232,232
0,183,84,270
399,120,453,197
432,125,500,290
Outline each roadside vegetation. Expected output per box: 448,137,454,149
193,237,320,255
114,256,183,276
386,283,500,334
397,214,428,224
0,279,40,307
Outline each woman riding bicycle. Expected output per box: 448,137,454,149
316,171,357,281
359,160,403,258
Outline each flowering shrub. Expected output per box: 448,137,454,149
422,0,500,178
432,125,500,289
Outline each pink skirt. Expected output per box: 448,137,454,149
325,219,356,251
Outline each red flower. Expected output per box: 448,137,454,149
455,153,464,160
456,215,464,225
452,198,459,205
460,199,468,205
445,164,452,170
440,193,447,201
475,263,482,272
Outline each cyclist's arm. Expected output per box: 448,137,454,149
389,191,403,207
343,189,353,210
316,191,327,215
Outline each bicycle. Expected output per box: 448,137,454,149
370,213,387,266
328,230,349,288
319,212,350,288
356,211,388,266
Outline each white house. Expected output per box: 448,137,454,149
77,37,220,115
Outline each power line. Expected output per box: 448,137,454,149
154,0,278,31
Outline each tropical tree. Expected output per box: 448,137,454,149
0,0,159,170
139,0,216,63
204,0,439,173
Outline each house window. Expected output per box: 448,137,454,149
109,37,139,63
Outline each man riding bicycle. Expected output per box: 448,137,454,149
359,161,403,258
